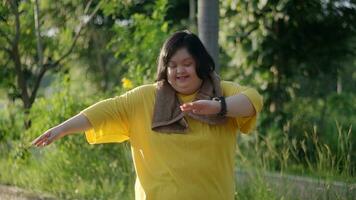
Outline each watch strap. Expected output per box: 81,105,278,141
212,96,227,117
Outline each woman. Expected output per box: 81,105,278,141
32,30,263,200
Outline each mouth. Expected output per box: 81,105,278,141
176,75,190,81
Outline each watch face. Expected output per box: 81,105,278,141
211,97,220,101
212,97,221,102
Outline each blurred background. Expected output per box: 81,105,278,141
0,0,355,199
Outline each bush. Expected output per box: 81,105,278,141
0,74,135,199
236,95,355,181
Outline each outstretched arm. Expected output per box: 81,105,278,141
31,113,92,148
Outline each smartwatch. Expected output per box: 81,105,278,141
212,96,227,117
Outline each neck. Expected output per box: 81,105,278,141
178,80,203,95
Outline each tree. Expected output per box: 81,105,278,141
198,0,220,71
0,0,101,127
189,0,197,31
106,0,171,86
220,0,356,129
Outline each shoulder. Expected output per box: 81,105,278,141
220,80,241,89
123,83,156,100
220,80,263,112
220,80,241,96
129,83,156,94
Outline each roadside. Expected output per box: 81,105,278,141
0,185,56,200
236,170,356,200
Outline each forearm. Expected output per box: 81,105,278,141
225,94,256,117
32,113,93,147
180,94,257,117
56,113,92,136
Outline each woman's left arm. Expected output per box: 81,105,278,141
225,94,256,117
180,93,256,118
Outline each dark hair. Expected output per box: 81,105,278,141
156,30,215,81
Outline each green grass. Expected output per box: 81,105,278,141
0,140,135,199
0,75,354,199
0,121,353,199
235,121,355,183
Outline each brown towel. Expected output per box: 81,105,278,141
151,72,227,133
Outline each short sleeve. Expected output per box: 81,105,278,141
80,92,134,144
221,81,263,134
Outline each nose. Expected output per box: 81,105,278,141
176,65,186,74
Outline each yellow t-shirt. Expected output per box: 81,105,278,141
80,81,263,200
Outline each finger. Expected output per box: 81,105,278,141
33,140,43,147
181,103,189,108
32,135,45,146
36,139,50,148
37,141,48,148
180,105,191,111
39,131,56,147
33,138,45,147
184,103,199,113
38,135,52,147
181,103,196,110
35,141,45,147
33,135,48,146
33,132,51,146
181,106,195,112
32,135,43,145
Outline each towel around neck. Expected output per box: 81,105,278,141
151,72,227,133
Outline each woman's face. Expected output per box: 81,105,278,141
167,48,202,95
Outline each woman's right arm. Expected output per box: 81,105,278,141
31,113,92,148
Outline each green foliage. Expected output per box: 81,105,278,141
236,121,354,182
220,0,356,128
0,0,103,110
108,0,171,86
220,0,356,181
283,92,356,175
0,74,135,199
285,93,356,140
0,103,24,142
0,0,355,198
77,0,173,92
234,177,280,200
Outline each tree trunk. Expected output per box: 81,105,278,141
337,68,342,94
197,0,219,72
189,0,197,32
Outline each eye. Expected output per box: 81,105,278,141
168,64,176,69
183,62,193,67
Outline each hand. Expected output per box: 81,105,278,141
180,100,221,115
31,126,64,148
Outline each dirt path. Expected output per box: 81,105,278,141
0,185,55,200
236,170,356,200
